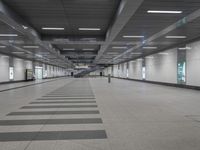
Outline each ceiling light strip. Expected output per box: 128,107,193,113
0,34,18,37
63,48,75,50
123,35,144,38
147,10,182,14
0,46,6,48
112,46,127,49
165,36,187,39
78,28,101,31
82,49,94,51
143,46,158,49
42,27,65,30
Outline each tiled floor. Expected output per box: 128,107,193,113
1,77,200,149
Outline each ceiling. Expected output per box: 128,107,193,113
0,0,200,69
3,0,120,65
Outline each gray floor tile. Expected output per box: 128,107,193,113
0,130,107,141
7,110,100,116
21,105,98,109
0,118,103,126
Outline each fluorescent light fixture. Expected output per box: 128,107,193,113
159,52,169,55
147,10,182,14
143,46,158,49
63,48,75,50
0,46,6,48
112,46,127,49
146,56,154,59
0,34,18,37
42,27,64,30
23,46,39,49
12,51,25,54
165,36,187,39
123,35,144,38
82,48,94,51
178,47,191,50
78,28,101,31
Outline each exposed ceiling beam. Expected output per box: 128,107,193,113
94,0,144,63
43,39,139,46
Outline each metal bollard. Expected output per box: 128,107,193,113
108,74,111,83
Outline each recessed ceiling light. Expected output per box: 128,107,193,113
165,36,187,39
78,28,101,31
123,35,144,38
12,51,25,54
23,46,39,49
63,48,75,50
0,46,6,48
82,48,94,51
112,46,128,49
158,52,169,55
143,46,158,49
0,34,18,37
42,27,65,30
147,10,182,14
146,56,154,59
178,47,191,50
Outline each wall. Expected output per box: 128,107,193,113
0,54,67,83
25,60,33,70
145,48,177,83
186,41,200,86
128,59,143,80
101,37,200,88
110,50,177,83
102,38,200,87
0,55,9,82
13,58,26,81
113,65,119,77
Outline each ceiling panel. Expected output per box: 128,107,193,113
4,0,121,37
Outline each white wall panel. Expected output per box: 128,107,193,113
25,61,33,69
187,41,200,86
107,67,112,75
113,65,118,77
0,55,9,82
119,63,126,78
145,48,177,83
129,59,143,80
13,58,25,81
